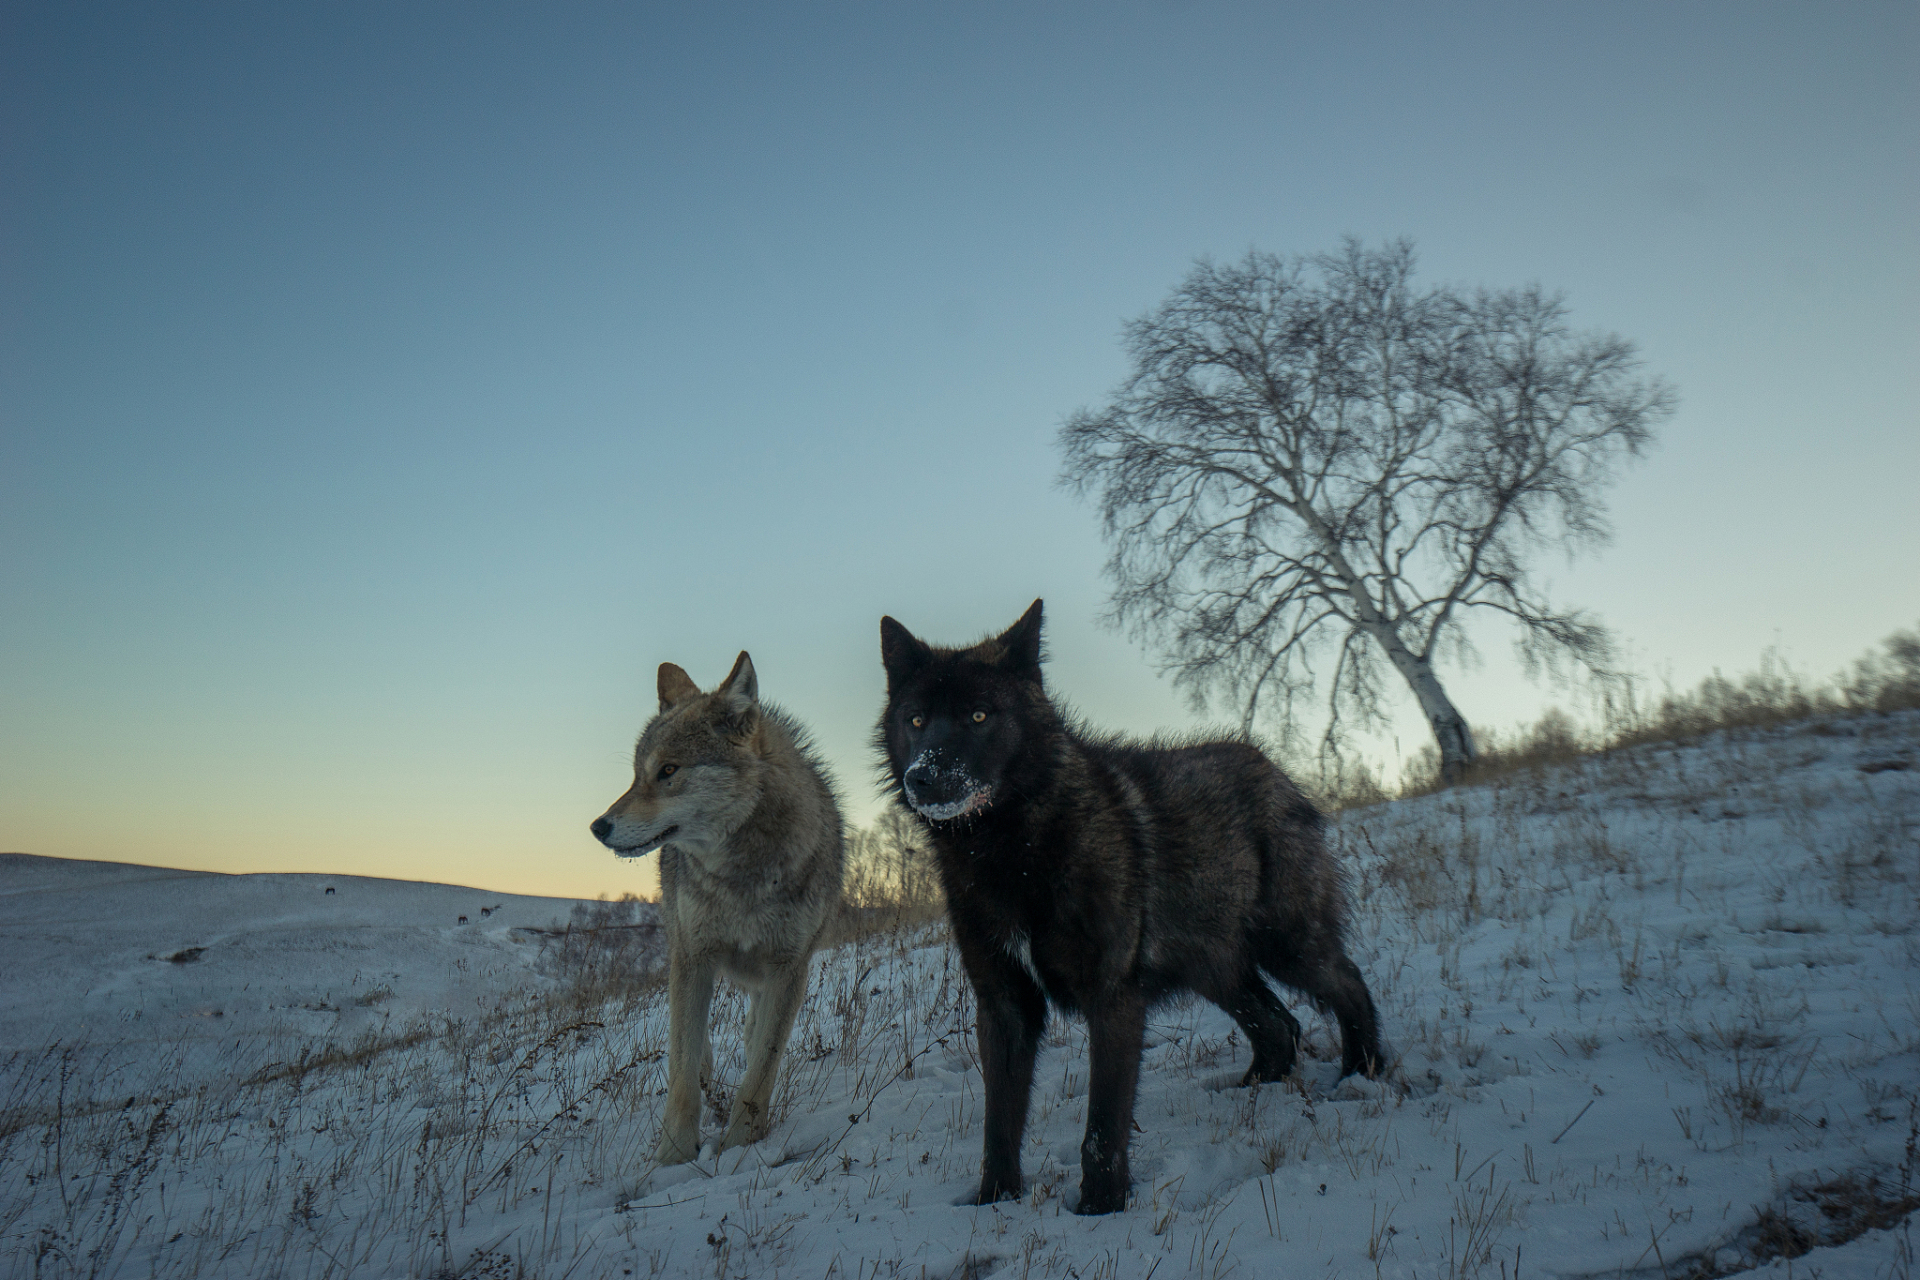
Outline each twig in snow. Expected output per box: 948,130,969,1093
1551,1099,1594,1144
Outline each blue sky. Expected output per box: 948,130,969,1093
3,1,1915,898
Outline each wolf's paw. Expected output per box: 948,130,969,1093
1239,1052,1298,1088
969,1173,1024,1206
1336,1033,1390,1081
653,1128,701,1166
718,1110,771,1154
1072,1177,1130,1216
716,1126,765,1155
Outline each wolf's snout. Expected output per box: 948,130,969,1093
902,754,991,820
590,816,614,846
903,759,965,808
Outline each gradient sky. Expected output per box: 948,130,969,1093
3,2,1915,900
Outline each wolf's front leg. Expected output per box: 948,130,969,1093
656,952,717,1165
1076,990,1145,1214
973,975,1046,1205
720,955,809,1152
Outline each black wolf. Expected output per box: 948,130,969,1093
878,600,1381,1215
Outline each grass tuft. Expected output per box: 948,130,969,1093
1365,623,1920,804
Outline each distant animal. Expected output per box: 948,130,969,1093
877,600,1382,1215
592,652,845,1164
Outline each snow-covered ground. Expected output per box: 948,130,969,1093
3,712,1916,1279
0,856,593,1056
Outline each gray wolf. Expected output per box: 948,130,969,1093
592,652,844,1164
877,600,1381,1214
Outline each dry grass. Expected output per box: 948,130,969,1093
1632,1160,1920,1280
0,902,971,1280
825,808,948,946
533,893,668,1016
1367,623,1920,804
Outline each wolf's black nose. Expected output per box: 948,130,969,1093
590,817,613,844
903,762,937,798
905,760,957,808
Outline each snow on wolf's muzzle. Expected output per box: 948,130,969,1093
902,751,992,821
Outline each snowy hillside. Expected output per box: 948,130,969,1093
0,856,601,1054
3,712,1916,1279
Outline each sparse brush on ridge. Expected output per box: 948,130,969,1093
538,893,666,1006
1336,622,1920,805
537,818,944,1010
828,808,948,945
538,819,946,1007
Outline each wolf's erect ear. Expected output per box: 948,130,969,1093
714,651,763,748
994,599,1045,673
715,650,759,711
880,616,931,687
658,662,701,711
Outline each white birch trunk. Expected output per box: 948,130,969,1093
1365,623,1477,783
1297,508,1478,783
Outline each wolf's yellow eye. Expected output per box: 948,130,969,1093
909,715,925,729
657,763,678,780
971,710,987,724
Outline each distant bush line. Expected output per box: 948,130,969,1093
545,621,1916,981
541,807,946,996
1328,622,1920,807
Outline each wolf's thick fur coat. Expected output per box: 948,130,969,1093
878,601,1381,1214
592,652,844,1164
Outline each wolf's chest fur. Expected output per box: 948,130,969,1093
938,822,1145,1011
659,839,825,972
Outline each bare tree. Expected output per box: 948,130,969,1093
844,806,943,913
1059,239,1674,785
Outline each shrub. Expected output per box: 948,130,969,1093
1377,623,1920,801
538,893,664,1001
